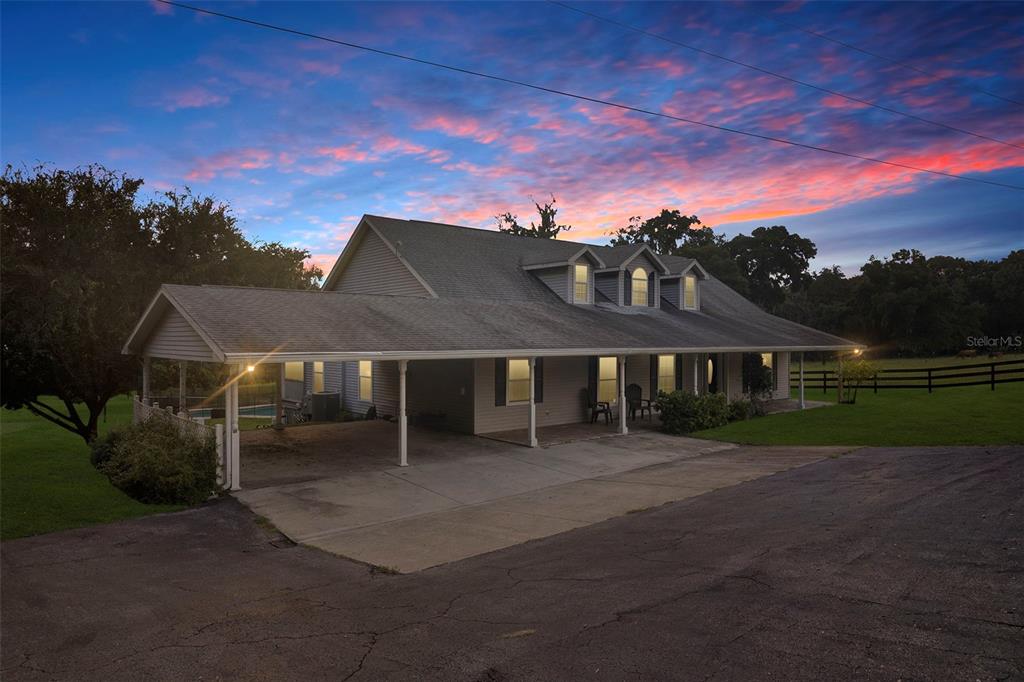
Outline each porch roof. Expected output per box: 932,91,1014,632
123,282,860,363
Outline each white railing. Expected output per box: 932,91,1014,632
132,395,227,488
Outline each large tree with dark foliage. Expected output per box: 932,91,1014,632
728,225,817,311
496,195,572,238
1,165,322,443
608,209,702,254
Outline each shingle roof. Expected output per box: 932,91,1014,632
127,282,858,360
365,216,682,301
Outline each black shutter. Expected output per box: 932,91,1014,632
771,352,779,392
494,358,506,407
648,271,656,306
675,353,684,390
534,358,544,404
650,355,658,397
623,271,631,306
588,356,598,403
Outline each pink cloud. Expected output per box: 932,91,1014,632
186,148,272,181
149,0,173,15
316,145,370,162
157,86,229,112
415,113,501,144
297,60,341,77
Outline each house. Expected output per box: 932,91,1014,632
123,214,858,489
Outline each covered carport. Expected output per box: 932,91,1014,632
121,285,611,491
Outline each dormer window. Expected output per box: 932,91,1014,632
683,274,698,309
574,263,590,303
631,267,648,306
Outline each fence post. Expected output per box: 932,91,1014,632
873,373,878,394
991,363,995,391
823,371,828,394
927,368,932,394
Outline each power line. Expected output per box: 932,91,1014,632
154,0,1024,191
759,11,1024,108
550,1,1023,150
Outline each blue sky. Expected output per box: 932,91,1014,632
2,1,1022,274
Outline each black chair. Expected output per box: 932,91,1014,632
581,387,612,425
626,383,653,421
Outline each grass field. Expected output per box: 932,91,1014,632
796,352,1024,372
1,395,183,541
696,382,1024,446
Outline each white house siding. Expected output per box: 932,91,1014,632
594,272,619,304
339,360,399,417
146,308,217,361
624,354,653,401
325,362,344,394
533,266,570,302
773,351,791,400
662,277,681,308
407,359,475,433
329,229,430,297
725,353,743,401
473,356,590,434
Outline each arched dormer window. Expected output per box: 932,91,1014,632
631,267,648,306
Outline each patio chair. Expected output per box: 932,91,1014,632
581,387,612,425
283,392,311,425
626,383,653,421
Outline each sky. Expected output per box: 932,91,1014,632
2,1,1022,275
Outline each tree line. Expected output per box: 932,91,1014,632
1,165,321,442
499,201,1023,357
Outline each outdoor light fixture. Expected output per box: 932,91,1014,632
246,365,255,372
853,348,863,355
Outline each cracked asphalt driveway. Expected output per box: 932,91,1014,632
3,446,1022,681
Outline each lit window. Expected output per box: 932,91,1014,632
683,274,697,309
598,356,618,403
657,354,675,394
358,360,372,401
313,361,324,393
631,267,648,306
761,353,773,369
284,362,304,382
574,263,590,303
507,358,531,403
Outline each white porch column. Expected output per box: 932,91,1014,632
178,362,187,412
227,366,241,490
528,357,538,448
618,355,628,435
398,359,408,467
799,352,806,409
275,363,285,429
142,356,151,403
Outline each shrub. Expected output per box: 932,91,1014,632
656,391,730,434
89,429,122,468
727,399,753,422
99,414,219,505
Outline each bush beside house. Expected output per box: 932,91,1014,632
91,415,219,505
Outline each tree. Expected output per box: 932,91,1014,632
496,195,571,239
1,165,322,443
673,226,750,295
728,225,817,311
608,209,702,254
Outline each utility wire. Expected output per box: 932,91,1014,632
154,0,1024,191
550,1,1023,150
760,11,1024,108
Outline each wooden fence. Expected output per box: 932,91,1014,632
790,358,1024,394
132,395,227,487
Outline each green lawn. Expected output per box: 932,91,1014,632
1,395,182,541
696,382,1024,447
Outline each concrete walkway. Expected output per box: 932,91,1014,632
237,432,850,572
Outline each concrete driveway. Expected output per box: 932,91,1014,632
236,429,848,571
